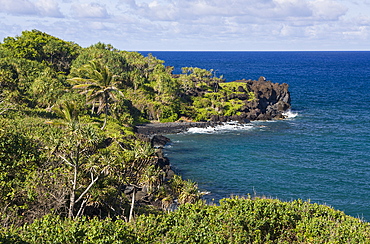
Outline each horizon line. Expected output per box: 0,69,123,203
133,50,370,52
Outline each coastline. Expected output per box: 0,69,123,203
134,121,223,135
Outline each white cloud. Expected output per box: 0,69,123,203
118,0,348,26
0,0,369,50
35,0,64,17
71,2,110,19
342,26,369,39
0,0,63,17
309,0,348,21
89,21,109,30
0,0,38,15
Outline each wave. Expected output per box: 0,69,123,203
186,122,255,134
283,110,299,119
181,111,298,134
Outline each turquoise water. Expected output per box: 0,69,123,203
142,51,370,220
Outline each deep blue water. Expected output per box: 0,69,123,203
141,51,370,220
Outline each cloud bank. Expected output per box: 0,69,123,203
0,0,369,50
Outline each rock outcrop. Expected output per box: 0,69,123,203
241,77,291,120
209,77,291,122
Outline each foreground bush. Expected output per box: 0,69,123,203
1,197,369,243
0,215,135,244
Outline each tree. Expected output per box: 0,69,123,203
48,101,107,218
0,57,47,104
50,100,81,126
169,175,201,205
70,45,128,85
1,29,80,73
29,67,67,109
69,60,123,130
179,67,224,94
0,126,41,226
139,165,164,194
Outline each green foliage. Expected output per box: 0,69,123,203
185,81,254,121
51,100,81,125
168,175,201,205
0,128,41,207
119,52,181,122
0,215,135,244
159,104,179,122
178,67,223,94
1,192,370,243
134,197,370,244
0,129,40,179
0,117,47,226
70,60,124,129
0,57,49,104
1,29,80,73
29,67,68,108
70,45,127,85
175,67,257,121
109,98,141,125
1,30,258,229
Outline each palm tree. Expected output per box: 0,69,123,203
69,60,123,130
49,100,80,128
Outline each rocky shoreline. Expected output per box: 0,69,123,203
134,121,220,135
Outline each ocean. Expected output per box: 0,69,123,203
141,51,370,220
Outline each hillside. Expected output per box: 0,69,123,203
1,30,369,243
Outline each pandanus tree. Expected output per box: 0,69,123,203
47,101,108,218
69,60,123,130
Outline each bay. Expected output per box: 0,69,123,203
141,51,370,220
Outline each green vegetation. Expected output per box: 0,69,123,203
1,30,369,242
1,197,369,243
0,30,202,227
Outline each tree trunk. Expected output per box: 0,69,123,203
68,163,78,218
129,188,135,222
101,96,108,130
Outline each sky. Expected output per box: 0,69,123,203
0,0,369,51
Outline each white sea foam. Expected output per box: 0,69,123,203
283,110,298,119
186,122,254,134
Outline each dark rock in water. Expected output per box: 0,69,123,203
219,116,228,123
151,135,171,148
